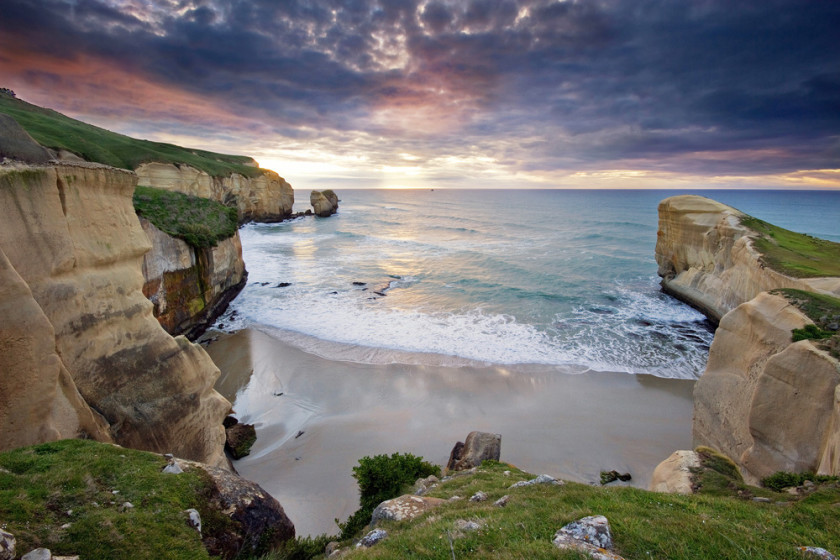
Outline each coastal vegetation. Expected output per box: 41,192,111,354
773,288,840,357
740,215,840,278
133,185,238,248
0,439,218,559
0,91,261,178
264,458,840,560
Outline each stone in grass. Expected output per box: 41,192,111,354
371,495,445,525
553,515,626,560
447,431,501,472
454,520,482,532
21,549,51,560
469,491,488,502
0,529,14,560
800,547,838,560
494,495,510,507
356,529,387,548
509,474,563,489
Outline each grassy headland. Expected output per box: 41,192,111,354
0,91,261,178
0,439,215,559
133,185,239,248
740,215,840,278
772,288,840,357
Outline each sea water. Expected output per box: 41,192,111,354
219,189,840,380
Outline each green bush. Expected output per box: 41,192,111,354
761,471,838,492
792,323,835,342
338,452,439,539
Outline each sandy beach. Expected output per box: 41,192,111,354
207,328,695,537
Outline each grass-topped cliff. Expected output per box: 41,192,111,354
773,288,840,358
134,185,238,248
740,215,840,278
0,91,262,178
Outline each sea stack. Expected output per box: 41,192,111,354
310,189,339,217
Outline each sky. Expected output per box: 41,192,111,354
1,0,839,190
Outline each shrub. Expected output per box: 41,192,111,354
337,452,439,539
761,471,839,492
792,323,835,342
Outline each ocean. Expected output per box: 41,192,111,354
210,188,840,536
220,189,840,380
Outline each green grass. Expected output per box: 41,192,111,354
133,185,238,248
772,289,840,358
0,439,215,559
0,92,261,178
266,460,840,560
740,216,840,278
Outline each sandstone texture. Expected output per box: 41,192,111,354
0,164,229,466
693,291,840,482
136,162,294,223
310,189,339,217
140,218,246,338
649,450,700,494
655,195,839,323
447,431,501,472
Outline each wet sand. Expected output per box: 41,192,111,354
207,328,695,537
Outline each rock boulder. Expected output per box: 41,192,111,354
310,189,339,217
446,431,501,472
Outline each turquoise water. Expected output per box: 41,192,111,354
222,189,840,380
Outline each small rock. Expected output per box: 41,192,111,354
163,461,183,475
454,519,482,532
356,529,387,548
121,502,134,510
0,528,15,560
469,491,488,502
494,495,510,507
553,515,626,560
449,496,463,501
60,524,71,530
801,547,838,560
21,549,51,560
752,497,771,503
273,282,292,288
111,490,119,495
510,474,563,489
226,422,257,459
325,541,341,556
352,281,367,286
371,495,445,525
503,470,511,476
185,508,202,533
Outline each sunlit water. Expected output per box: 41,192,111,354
219,189,840,380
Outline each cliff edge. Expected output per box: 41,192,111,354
655,195,840,323
693,290,840,482
0,163,229,466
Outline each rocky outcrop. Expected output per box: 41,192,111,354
140,218,246,339
0,163,229,466
310,189,338,217
655,195,839,323
0,114,52,164
447,431,501,472
649,450,700,494
135,162,294,223
693,291,840,482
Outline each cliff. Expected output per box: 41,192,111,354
655,195,840,323
693,291,840,482
0,163,229,466
136,162,294,223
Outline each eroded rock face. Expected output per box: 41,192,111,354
693,292,840,481
0,164,229,466
310,189,339,217
447,431,501,471
135,162,294,223
649,450,700,494
655,195,839,323
140,218,247,339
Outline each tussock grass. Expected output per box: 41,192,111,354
291,461,840,560
0,439,213,559
133,185,238,248
0,92,261,178
740,216,840,278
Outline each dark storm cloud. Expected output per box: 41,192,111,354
2,0,839,179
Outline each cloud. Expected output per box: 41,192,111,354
1,0,839,187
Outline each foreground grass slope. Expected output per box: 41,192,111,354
0,91,261,178
295,461,840,560
0,439,215,559
740,215,840,278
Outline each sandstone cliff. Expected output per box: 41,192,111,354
140,218,247,338
0,163,229,466
655,195,840,323
136,162,294,223
693,291,840,482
